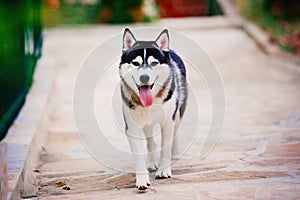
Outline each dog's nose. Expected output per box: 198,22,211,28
139,74,150,84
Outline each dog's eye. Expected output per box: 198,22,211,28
150,61,159,67
131,61,140,66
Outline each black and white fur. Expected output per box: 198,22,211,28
119,28,187,190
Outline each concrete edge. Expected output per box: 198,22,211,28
0,143,8,200
218,0,300,69
243,21,300,70
3,56,55,200
151,16,238,30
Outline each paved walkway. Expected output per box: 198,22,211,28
32,19,300,199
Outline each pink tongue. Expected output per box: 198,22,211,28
139,85,153,107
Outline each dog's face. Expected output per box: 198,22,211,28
119,29,172,107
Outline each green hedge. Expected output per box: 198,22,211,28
237,0,300,54
0,0,42,141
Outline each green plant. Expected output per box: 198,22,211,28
42,1,101,27
99,0,144,23
42,0,156,26
238,0,300,55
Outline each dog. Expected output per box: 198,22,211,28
119,28,187,190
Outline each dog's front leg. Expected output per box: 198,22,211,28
143,125,159,172
126,127,150,190
155,119,175,178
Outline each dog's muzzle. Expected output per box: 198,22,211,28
139,74,150,85
137,74,154,107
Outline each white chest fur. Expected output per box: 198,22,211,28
123,94,176,129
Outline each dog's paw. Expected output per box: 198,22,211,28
147,164,158,173
136,174,150,190
155,167,172,179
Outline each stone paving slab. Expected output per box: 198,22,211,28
1,56,55,200
17,17,300,199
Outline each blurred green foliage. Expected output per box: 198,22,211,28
42,1,101,27
42,0,156,26
99,0,143,23
208,0,222,16
238,0,300,54
0,0,42,140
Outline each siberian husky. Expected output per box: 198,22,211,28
119,28,187,190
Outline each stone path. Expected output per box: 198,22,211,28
31,19,300,199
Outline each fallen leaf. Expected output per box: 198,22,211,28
54,181,67,187
41,145,46,151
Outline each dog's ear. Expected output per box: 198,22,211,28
155,29,169,51
123,28,136,52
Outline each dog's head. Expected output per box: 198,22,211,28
119,28,171,107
